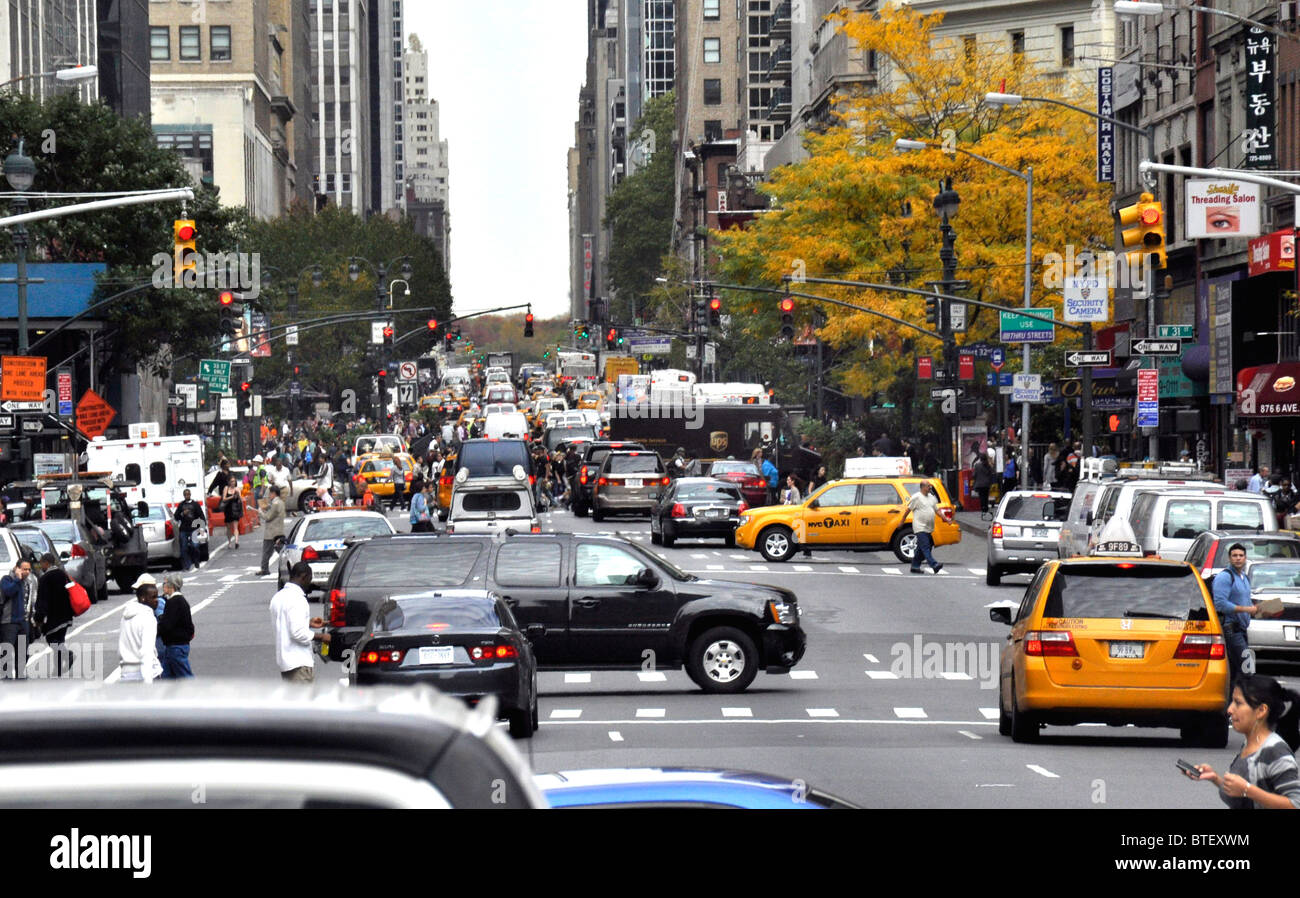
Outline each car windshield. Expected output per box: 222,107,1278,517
376,596,500,632
677,484,742,501
1002,496,1071,522
1215,540,1300,566
709,462,758,476
302,517,392,541
1042,565,1205,620
1249,564,1300,591
607,454,662,474
32,520,79,543
346,543,482,588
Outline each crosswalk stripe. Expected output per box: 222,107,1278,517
564,673,592,684
793,564,812,571
979,708,999,720
806,708,839,718
882,567,902,575
838,566,860,573
637,671,667,682
636,708,666,718
721,707,752,717
894,707,928,719
865,670,899,679
549,709,582,719
788,670,818,680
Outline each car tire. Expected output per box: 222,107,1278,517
724,533,736,548
592,507,605,522
508,705,533,739
758,526,796,563
686,626,759,694
890,527,918,564
662,523,675,548
96,583,108,604
1009,678,1039,743
986,565,1002,586
998,679,1012,737
1182,714,1229,749
651,528,662,545
297,492,314,515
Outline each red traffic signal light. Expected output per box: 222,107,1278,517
709,297,721,312
1108,414,1121,432
240,381,251,392
427,319,438,331
525,312,534,323
382,326,394,339
176,223,195,242
779,296,794,313
1140,206,1161,226
219,291,234,306
378,369,387,378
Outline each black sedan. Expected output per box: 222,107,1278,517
651,478,747,548
352,590,539,739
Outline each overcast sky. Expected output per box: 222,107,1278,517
408,2,588,321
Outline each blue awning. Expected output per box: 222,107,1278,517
0,263,107,318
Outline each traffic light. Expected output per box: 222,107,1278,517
292,363,304,378
606,327,617,349
694,298,708,331
219,290,238,336
445,331,456,351
173,219,197,286
779,296,795,340
524,312,534,338
427,319,438,332
709,296,722,328
383,325,394,346
925,296,942,330
454,327,463,342
1118,191,1167,276
1108,413,1121,432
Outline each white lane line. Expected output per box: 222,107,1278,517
1026,764,1060,779
838,566,860,573
882,567,903,575
721,707,752,718
564,673,592,684
729,554,747,560
707,564,725,571
863,653,879,664
938,672,973,680
979,708,999,720
635,708,666,718
748,564,768,572
608,731,623,742
540,717,1000,727
793,565,812,572
637,671,667,682
549,709,582,719
806,708,839,718
691,553,709,559
865,670,899,680
969,568,986,575
680,569,981,579
894,707,928,719
958,730,983,740
788,670,818,680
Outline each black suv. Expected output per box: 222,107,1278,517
568,441,647,517
320,532,806,693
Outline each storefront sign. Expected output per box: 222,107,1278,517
1097,67,1115,183
1238,363,1300,416
1248,229,1295,277
1242,27,1276,169
1206,274,1239,397
1185,180,1262,238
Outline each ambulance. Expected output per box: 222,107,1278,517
83,424,206,508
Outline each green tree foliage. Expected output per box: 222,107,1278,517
604,92,675,319
454,314,575,364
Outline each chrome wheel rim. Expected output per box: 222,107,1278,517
899,533,918,558
702,639,746,683
763,532,789,557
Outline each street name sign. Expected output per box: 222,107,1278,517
1066,350,1113,367
199,359,232,393
1000,308,1056,343
1132,340,1181,355
1157,325,1194,340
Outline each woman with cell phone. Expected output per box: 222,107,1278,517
1185,675,1300,809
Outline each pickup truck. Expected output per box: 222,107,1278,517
318,532,806,693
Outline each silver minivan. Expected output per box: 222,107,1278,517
1085,475,1221,553
1128,488,1275,560
1057,480,1107,559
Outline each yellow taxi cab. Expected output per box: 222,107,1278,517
734,474,959,564
991,551,1230,747
353,453,404,503
576,391,603,410
435,451,458,521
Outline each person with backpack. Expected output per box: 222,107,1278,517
1211,543,1260,685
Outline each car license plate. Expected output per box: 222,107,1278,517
1033,528,1050,539
625,478,642,488
701,508,724,518
419,646,455,665
1109,641,1145,659
1286,627,1300,643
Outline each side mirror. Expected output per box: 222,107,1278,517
989,606,1013,625
636,568,660,590
808,499,819,510
525,624,545,642
58,551,70,561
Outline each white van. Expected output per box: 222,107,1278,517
1086,473,1221,552
1129,488,1276,560
484,412,530,441
84,434,206,507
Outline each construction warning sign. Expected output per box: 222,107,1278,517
75,389,116,438
0,356,47,402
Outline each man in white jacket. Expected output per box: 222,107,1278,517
119,574,163,683
270,561,330,682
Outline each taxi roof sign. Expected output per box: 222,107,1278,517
842,456,913,478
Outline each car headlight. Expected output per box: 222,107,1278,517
769,600,797,625
739,514,751,525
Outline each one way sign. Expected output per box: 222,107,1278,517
1131,340,1180,355
1066,350,1112,367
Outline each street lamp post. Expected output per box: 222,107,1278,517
0,65,99,91
348,256,413,427
4,140,37,355
932,178,962,477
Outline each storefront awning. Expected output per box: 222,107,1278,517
1237,362,1300,416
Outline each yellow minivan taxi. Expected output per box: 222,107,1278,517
734,476,960,564
990,557,1230,747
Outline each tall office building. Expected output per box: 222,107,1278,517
309,0,371,213
97,0,151,122
403,33,449,273
4,0,99,102
621,0,675,176
366,0,404,215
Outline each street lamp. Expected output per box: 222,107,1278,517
4,140,36,355
1114,1,1297,41
0,64,99,90
347,255,415,310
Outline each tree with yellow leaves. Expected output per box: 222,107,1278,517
713,4,1115,430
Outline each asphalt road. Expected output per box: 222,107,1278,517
33,502,1281,810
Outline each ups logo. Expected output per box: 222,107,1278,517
709,431,728,452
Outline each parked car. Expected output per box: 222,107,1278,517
12,519,109,603
136,501,182,570
651,478,747,547
537,767,859,809
278,507,395,589
985,490,1073,585
1128,488,1275,561
591,451,669,521
1243,560,1300,663
320,532,807,693
10,525,58,566
1184,530,1300,582
354,590,539,738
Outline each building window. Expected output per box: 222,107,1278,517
704,38,721,64
180,26,201,61
393,0,401,14
150,27,170,61
394,125,403,141
704,78,722,105
211,26,232,61
394,103,402,121
393,59,402,78
962,35,976,65
326,173,336,192
1010,30,1024,57
341,173,352,193
154,129,214,185
704,0,720,19
395,144,403,161
1060,25,1074,67
704,119,723,140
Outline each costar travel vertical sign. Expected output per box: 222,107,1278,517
1097,66,1114,183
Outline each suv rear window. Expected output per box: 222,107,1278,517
456,441,529,477
545,427,596,449
1042,566,1205,620
1003,496,1071,522
607,454,663,474
677,483,741,501
345,542,482,588
460,491,524,513
1163,499,1210,539
1218,501,1266,530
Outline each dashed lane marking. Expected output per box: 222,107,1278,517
938,672,973,680
564,673,592,684
691,553,709,559
882,567,903,575
979,708,999,720
894,707,928,719
806,708,839,718
707,565,725,571
958,730,983,740
838,566,860,574
865,670,899,679
637,671,667,682
1026,764,1060,779
788,670,818,680
549,709,583,719
863,653,879,664
538,717,1000,728
793,565,812,571
608,731,623,742
748,564,768,572
635,708,666,718
721,707,752,717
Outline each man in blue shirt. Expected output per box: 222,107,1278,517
1211,543,1259,684
756,450,779,505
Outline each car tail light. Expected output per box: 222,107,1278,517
470,644,517,662
70,543,87,559
737,501,748,512
580,467,589,485
1025,630,1078,657
991,523,1003,539
531,524,541,533
329,588,347,627
358,649,403,665
670,503,687,518
660,477,671,486
598,477,608,487
165,520,174,540
1175,633,1226,660
440,475,453,487
938,506,955,523
302,546,319,561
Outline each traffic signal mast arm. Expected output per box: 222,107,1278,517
388,302,534,349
